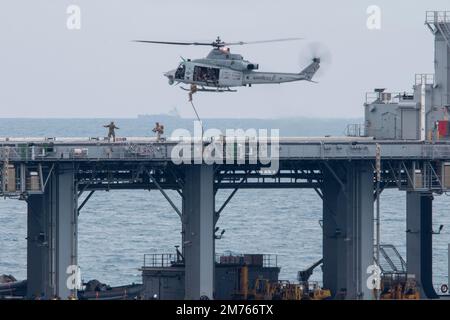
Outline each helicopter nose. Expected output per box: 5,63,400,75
164,70,176,78
164,70,176,85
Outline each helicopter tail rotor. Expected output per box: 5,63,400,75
299,42,332,78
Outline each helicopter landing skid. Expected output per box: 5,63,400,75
180,86,237,93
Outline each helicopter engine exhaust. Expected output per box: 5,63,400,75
246,63,259,70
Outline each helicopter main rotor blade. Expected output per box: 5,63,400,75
223,37,303,46
133,37,303,48
132,40,213,46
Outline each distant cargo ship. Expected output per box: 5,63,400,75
137,107,181,119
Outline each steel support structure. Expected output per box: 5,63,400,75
26,164,77,299
182,165,215,300
322,161,374,300
2,151,448,300
406,191,438,298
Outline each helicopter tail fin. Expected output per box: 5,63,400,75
299,58,321,81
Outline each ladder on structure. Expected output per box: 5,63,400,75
374,244,407,274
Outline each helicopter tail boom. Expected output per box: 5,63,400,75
241,58,321,85
299,58,321,81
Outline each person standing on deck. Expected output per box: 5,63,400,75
152,122,164,142
104,121,119,142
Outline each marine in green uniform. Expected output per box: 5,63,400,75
103,121,119,142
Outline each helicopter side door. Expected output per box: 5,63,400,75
193,65,220,86
219,68,243,87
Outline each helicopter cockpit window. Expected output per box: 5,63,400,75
193,66,220,83
175,64,185,80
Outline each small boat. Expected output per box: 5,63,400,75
0,275,27,298
77,280,143,300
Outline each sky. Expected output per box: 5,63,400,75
0,0,448,118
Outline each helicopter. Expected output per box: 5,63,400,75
133,36,325,96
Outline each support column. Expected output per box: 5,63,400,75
182,165,214,300
55,168,78,299
27,193,51,298
322,162,374,299
26,165,78,299
406,192,438,298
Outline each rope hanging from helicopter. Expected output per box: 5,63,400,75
190,100,201,124
188,84,204,140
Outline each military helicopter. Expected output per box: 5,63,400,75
134,37,324,96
